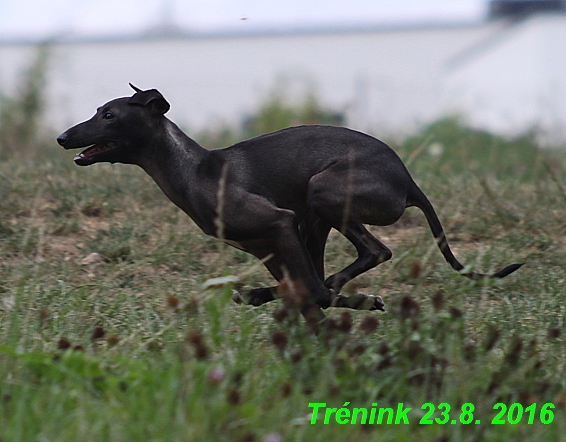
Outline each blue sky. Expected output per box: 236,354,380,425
0,0,486,40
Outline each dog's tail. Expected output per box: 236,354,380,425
409,185,523,280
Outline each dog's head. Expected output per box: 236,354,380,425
57,84,170,166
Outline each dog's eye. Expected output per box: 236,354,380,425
103,112,114,120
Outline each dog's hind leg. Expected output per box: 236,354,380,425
324,222,392,293
305,163,405,311
321,221,389,311
299,210,332,280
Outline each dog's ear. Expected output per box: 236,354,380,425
129,83,143,93
128,88,170,116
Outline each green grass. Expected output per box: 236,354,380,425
1,121,566,442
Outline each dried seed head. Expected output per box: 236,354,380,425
39,307,50,323
409,261,422,279
359,315,379,334
271,331,288,352
57,338,71,350
187,331,202,346
338,311,353,333
166,295,180,309
547,327,561,339
302,385,314,395
272,308,289,323
411,319,420,331
106,334,120,347
377,342,390,355
239,432,255,442
232,371,244,386
431,290,444,311
187,330,206,357
227,388,241,405
349,343,367,356
399,295,420,319
91,326,105,341
289,348,303,364
449,306,463,319
326,317,340,332
281,382,292,398
194,343,208,360
146,341,161,352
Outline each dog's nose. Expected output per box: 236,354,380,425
57,132,68,146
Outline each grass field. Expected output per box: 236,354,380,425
1,116,566,441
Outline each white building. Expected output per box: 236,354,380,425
1,11,565,144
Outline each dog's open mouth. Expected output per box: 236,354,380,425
74,142,117,166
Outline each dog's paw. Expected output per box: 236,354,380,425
330,293,385,311
231,290,245,304
231,290,266,306
371,294,385,311
351,293,385,311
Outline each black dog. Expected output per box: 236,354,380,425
57,84,522,322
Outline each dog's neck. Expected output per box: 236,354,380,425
138,118,208,218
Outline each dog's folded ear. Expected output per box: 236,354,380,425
128,87,170,116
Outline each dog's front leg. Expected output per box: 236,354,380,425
232,212,332,308
223,201,332,326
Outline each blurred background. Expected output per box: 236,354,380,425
0,0,565,147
